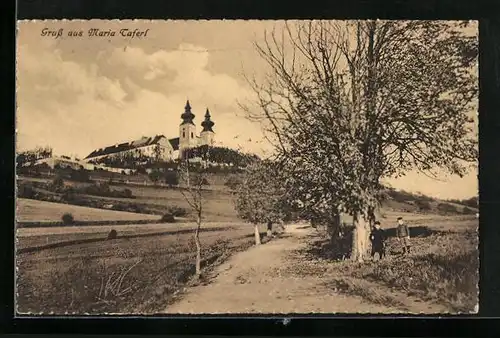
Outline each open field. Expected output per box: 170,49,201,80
16,221,234,251
16,198,161,223
18,176,239,222
16,221,271,314
304,214,478,313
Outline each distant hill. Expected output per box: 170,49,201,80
381,187,478,215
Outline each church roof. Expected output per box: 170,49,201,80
181,100,195,125
201,108,215,132
85,135,179,159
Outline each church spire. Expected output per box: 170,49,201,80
180,99,195,125
201,108,215,132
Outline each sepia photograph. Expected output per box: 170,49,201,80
15,19,478,315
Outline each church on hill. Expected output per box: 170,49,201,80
84,100,216,163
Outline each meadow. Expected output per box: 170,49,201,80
18,176,238,222
303,213,479,313
15,173,479,314
17,198,160,223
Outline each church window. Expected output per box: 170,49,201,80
183,130,185,138
191,132,194,138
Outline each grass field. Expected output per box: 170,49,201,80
16,198,161,223
18,176,239,222
304,214,478,312
15,175,479,314
16,221,270,314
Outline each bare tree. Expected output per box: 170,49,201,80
179,151,210,277
242,20,478,261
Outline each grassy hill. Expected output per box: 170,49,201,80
17,163,478,225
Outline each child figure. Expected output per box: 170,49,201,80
370,221,386,260
396,216,411,254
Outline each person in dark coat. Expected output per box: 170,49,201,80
370,221,386,260
396,216,411,254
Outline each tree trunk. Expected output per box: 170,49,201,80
266,221,273,238
254,223,261,245
350,212,371,262
194,213,202,277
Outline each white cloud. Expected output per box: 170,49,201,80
16,41,266,159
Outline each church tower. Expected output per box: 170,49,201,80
200,108,215,146
179,100,197,157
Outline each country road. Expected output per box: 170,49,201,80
164,223,450,314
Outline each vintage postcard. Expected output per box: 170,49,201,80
15,19,479,315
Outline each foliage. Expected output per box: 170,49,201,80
61,213,74,225
148,170,163,184
16,146,53,168
224,176,243,190
73,183,135,199
182,145,260,168
164,170,179,187
235,160,290,224
161,213,175,223
18,182,37,199
415,199,432,212
437,202,458,214
51,177,65,193
69,168,91,182
242,20,478,260
448,196,478,209
462,206,476,215
107,229,118,240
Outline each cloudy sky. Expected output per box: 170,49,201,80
16,20,478,200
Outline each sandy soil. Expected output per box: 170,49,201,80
164,223,450,314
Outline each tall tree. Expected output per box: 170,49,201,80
235,160,289,245
243,20,478,261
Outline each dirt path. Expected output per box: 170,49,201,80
164,223,451,314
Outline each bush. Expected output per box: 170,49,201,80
224,176,242,190
51,177,65,193
123,188,133,198
107,229,118,240
161,213,175,223
18,182,37,198
69,168,91,182
416,200,432,212
166,206,187,217
164,171,179,187
463,207,476,215
437,202,458,214
61,213,74,225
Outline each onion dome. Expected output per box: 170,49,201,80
201,108,215,132
181,100,195,125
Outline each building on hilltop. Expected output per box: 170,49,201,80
84,100,216,164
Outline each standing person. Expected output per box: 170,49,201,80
370,221,386,260
396,217,411,254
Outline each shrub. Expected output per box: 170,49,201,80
161,213,175,223
164,171,179,187
61,213,74,225
167,206,187,217
437,202,458,214
416,200,432,212
70,168,91,182
123,188,133,198
463,207,476,215
107,229,118,240
224,176,242,190
51,177,65,193
18,182,36,198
